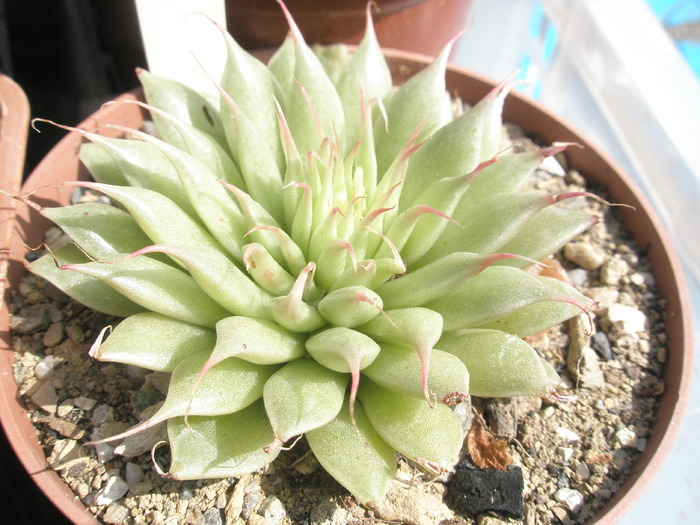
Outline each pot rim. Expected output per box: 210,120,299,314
0,49,692,524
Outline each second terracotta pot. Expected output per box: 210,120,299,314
227,0,473,56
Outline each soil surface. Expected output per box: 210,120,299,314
8,124,667,525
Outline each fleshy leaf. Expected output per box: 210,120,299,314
306,399,396,505
78,142,127,186
279,1,346,155
373,39,454,175
94,312,216,372
92,352,278,444
358,378,464,470
167,400,280,480
30,244,145,318
206,316,306,367
377,252,518,310
335,5,392,153
476,276,593,337
496,206,600,263
77,136,198,217
425,266,590,331
358,307,443,404
126,244,273,321
41,203,157,260
263,359,348,450
362,344,469,406
59,255,230,328
439,328,563,398
107,125,249,260
399,76,510,209
417,192,553,266
138,68,226,147
219,24,284,169
317,285,383,327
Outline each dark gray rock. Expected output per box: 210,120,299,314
449,461,524,520
591,331,613,360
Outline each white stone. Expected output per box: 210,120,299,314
607,304,647,333
564,242,606,270
94,475,129,506
556,427,580,443
34,355,58,380
554,487,584,513
615,428,638,447
95,442,116,463
557,447,574,462
125,462,145,486
542,406,556,418
600,257,630,285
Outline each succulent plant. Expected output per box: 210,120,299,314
26,2,600,506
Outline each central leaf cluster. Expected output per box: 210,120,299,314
30,5,597,505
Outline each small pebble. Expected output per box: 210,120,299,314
203,507,224,525
591,332,613,360
48,417,85,439
575,462,591,481
567,268,588,287
103,503,130,524
258,496,286,525
607,304,647,333
74,396,97,411
615,428,637,448
241,491,262,519
551,506,574,525
93,475,129,506
564,242,606,270
600,257,630,285
180,483,196,500
556,427,580,443
47,439,85,469
656,347,667,363
34,355,58,381
557,447,574,462
567,345,605,389
42,322,64,347
91,404,114,426
30,380,59,414
10,304,50,334
636,438,648,452
554,487,584,513
125,462,145,486
309,500,351,524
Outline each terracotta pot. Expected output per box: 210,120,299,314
227,0,473,56
0,49,692,523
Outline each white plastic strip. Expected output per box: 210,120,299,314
134,0,227,100
542,0,700,285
